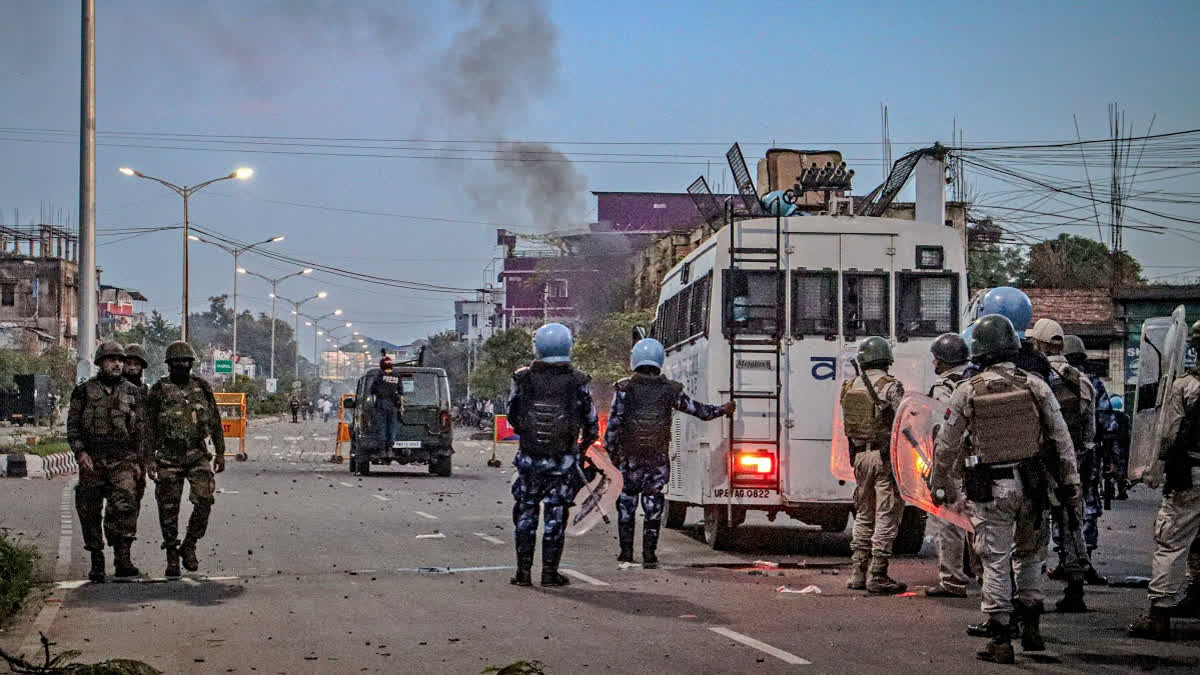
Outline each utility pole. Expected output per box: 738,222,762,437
76,0,97,381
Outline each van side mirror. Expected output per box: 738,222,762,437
632,325,648,345
342,396,356,409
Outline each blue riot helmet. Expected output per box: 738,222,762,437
961,322,976,357
534,323,573,363
631,338,666,371
1110,395,1124,412
980,287,1034,338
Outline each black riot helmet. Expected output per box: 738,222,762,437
930,333,969,366
970,314,1021,365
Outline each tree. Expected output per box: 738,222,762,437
968,244,1032,290
1027,234,1144,288
573,309,655,405
423,331,469,401
470,329,533,399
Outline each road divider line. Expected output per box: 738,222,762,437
414,511,438,520
561,569,608,586
339,482,355,487
372,494,391,501
473,533,505,545
254,435,270,440
708,627,810,665
415,533,445,539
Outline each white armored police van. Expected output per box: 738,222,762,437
651,210,968,550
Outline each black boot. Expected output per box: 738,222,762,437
617,546,634,563
967,618,1011,639
1128,606,1171,640
1084,564,1108,585
1055,579,1088,613
112,540,140,578
642,519,661,569
1018,601,1045,651
180,537,199,572
510,554,533,587
976,620,1014,664
165,544,181,578
617,517,635,564
88,549,106,583
541,548,570,587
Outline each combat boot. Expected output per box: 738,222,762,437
164,544,181,578
617,546,634,564
846,550,869,590
866,555,907,595
1128,606,1171,641
1017,600,1045,651
180,537,199,572
112,540,140,578
642,551,658,569
88,550,106,583
976,622,1015,664
1083,564,1108,585
510,553,533,587
1054,580,1088,613
642,519,661,569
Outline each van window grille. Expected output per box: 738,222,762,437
791,271,837,337
722,269,784,338
658,271,712,351
843,273,889,337
897,273,958,337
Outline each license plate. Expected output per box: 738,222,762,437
393,441,421,449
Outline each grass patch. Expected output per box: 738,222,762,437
2,435,70,457
0,528,37,623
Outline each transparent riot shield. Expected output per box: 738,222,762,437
567,445,623,537
890,394,973,532
1129,305,1189,483
829,345,861,483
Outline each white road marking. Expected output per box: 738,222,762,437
55,580,89,589
180,577,201,586
284,436,303,441
205,576,240,581
415,533,445,539
339,481,355,487
561,569,609,586
254,435,270,440
372,494,391,501
708,627,810,665
473,532,505,545
216,489,239,494
414,511,438,520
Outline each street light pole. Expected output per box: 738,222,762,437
240,266,312,380
189,233,283,377
120,166,253,341
301,309,343,381
276,292,328,379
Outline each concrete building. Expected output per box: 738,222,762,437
0,224,83,351
99,285,148,336
454,288,504,341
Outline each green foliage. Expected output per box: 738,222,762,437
7,440,71,457
968,244,1032,290
1027,234,1144,288
423,331,468,401
0,346,75,400
470,329,533,399
0,528,37,622
574,310,655,403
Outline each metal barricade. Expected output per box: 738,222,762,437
213,392,248,461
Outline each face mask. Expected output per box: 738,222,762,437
168,361,193,383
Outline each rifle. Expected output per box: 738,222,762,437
852,361,892,461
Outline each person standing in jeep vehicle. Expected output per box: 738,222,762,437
145,341,226,578
69,341,148,582
371,355,402,450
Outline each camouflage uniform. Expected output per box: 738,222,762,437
1147,369,1200,611
145,375,225,549
927,364,971,596
933,362,1080,631
68,376,147,553
842,368,906,559
605,375,725,561
508,362,599,582
1045,356,1096,604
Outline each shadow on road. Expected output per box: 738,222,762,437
676,524,854,557
67,579,247,613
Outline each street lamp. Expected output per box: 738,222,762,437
300,309,343,380
274,290,328,378
187,233,283,374
240,267,313,379
119,166,253,341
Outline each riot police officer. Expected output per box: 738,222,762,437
507,324,599,587
1129,320,1200,640
1109,395,1131,500
840,336,907,595
930,315,1080,664
1029,319,1099,610
1064,333,1109,576
145,341,226,577
370,355,402,452
971,287,1052,381
925,333,972,598
68,341,147,582
605,338,734,568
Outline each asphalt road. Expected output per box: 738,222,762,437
1,418,1198,673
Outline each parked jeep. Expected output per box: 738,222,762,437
346,366,454,476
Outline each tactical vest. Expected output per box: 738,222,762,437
929,371,965,402
968,369,1042,465
840,373,896,446
79,378,139,453
616,374,682,456
1183,369,1200,460
515,365,587,457
154,378,215,453
1050,363,1085,447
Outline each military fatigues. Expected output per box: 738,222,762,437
1046,356,1096,598
604,373,725,560
507,362,599,579
68,376,148,553
841,368,906,559
1146,368,1200,611
932,362,1080,629
927,364,971,595
146,375,225,550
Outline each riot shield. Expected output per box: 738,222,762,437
829,345,861,483
890,394,973,532
567,445,623,537
1129,306,1188,483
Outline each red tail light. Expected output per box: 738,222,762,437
731,449,778,488
439,411,452,433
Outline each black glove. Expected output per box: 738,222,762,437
581,455,599,483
